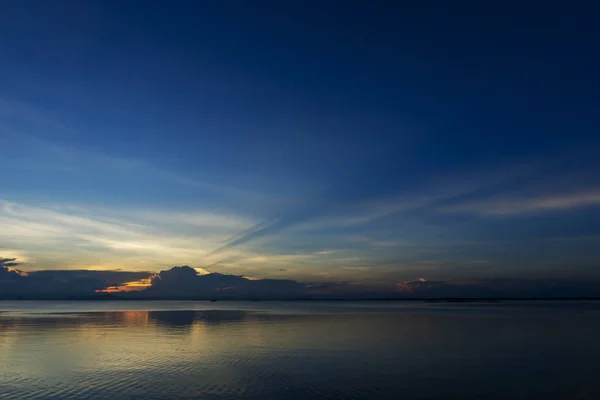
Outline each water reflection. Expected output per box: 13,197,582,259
1,305,600,399
0,310,259,333
149,309,252,329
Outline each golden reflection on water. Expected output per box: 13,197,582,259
120,310,150,326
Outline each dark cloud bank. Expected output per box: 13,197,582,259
143,266,305,300
1,258,600,300
0,258,151,299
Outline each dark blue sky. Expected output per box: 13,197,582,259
1,1,599,288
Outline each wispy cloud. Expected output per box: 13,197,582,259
0,199,258,269
1,199,374,278
439,190,600,216
0,130,270,202
207,183,479,257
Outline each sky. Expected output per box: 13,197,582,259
1,1,599,296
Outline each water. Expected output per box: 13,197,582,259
1,301,600,399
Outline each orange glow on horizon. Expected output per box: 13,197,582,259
95,278,153,293
6,267,28,277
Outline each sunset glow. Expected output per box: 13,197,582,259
96,278,154,294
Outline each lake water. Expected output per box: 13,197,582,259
1,300,600,399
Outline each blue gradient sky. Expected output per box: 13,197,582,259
1,1,599,285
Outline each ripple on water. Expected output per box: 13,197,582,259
2,304,600,399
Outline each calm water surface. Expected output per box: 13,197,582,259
1,300,599,399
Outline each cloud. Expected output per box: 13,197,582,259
29,269,152,285
439,190,600,216
141,266,306,299
2,198,389,278
394,277,600,298
396,278,446,293
206,184,477,258
202,164,539,264
3,257,600,299
0,256,152,298
206,208,321,256
0,258,28,279
0,199,261,270
0,116,268,202
0,257,22,269
1,128,284,237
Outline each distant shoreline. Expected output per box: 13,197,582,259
1,297,600,302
